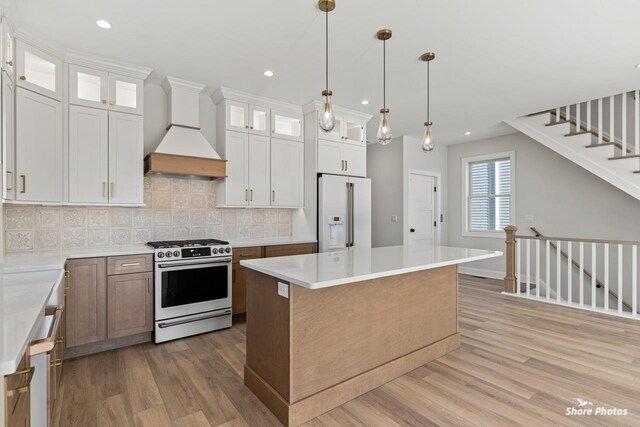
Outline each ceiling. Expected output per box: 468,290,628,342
5,0,640,145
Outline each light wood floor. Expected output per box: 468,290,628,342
53,275,640,427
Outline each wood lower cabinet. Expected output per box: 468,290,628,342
4,353,32,427
232,243,317,316
65,258,107,348
107,272,153,339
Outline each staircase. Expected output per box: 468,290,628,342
505,91,640,200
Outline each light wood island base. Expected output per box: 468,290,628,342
244,265,461,426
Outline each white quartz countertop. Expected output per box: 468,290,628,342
1,269,64,375
229,237,317,248
1,245,153,273
240,244,503,289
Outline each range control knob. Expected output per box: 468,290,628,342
166,251,173,258
225,247,231,254
173,250,180,258
212,248,218,254
157,252,165,258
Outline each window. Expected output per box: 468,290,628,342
463,152,514,237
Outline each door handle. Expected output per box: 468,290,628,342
250,189,253,202
110,182,116,197
20,175,25,193
6,171,12,191
272,190,275,202
410,228,416,233
345,160,348,171
102,182,107,197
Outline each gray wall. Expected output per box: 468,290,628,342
447,132,640,276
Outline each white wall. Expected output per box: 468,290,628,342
447,132,640,277
367,135,448,248
143,82,216,155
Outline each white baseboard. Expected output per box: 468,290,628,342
458,266,504,280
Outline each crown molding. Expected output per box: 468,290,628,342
162,76,205,94
14,27,66,58
66,50,152,80
211,86,302,113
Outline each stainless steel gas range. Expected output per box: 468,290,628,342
147,239,232,343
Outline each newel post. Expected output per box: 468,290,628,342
504,225,518,293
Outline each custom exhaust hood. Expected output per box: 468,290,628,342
144,77,226,179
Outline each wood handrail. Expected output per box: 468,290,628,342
528,227,632,313
515,234,640,247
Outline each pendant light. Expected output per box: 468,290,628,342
420,52,436,152
318,0,336,132
376,29,393,145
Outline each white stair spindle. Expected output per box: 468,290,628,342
535,239,540,298
618,244,623,313
635,90,639,155
579,242,584,307
516,238,521,295
566,105,570,122
604,243,609,311
592,243,597,308
586,100,592,133
576,103,581,132
556,240,561,302
633,245,638,316
598,98,603,144
545,240,550,299
609,96,615,147
567,242,572,304
555,107,560,123
622,94,627,155
526,239,531,294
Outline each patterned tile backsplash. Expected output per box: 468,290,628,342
3,176,293,252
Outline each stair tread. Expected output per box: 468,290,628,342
546,120,571,126
608,154,640,160
526,110,554,117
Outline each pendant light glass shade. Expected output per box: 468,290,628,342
422,121,434,152
377,108,392,145
376,29,392,145
320,90,335,132
319,1,336,132
420,52,435,153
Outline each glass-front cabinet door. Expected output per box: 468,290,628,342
1,17,14,78
225,100,249,133
271,109,303,142
344,117,365,145
108,73,143,115
249,105,270,136
69,65,109,109
16,40,62,101
317,112,342,142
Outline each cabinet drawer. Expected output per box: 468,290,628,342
265,243,317,258
232,246,264,263
107,254,153,275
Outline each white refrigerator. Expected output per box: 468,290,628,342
318,174,372,252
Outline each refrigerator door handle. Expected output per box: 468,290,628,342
348,182,355,247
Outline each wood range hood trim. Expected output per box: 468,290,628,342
144,152,227,179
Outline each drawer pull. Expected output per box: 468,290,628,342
6,386,29,397
121,262,141,267
6,367,34,397
50,359,63,367
28,306,64,356
13,367,33,376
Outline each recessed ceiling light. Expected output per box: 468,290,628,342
264,70,274,77
635,64,640,69
361,100,369,105
96,20,111,29
465,131,471,135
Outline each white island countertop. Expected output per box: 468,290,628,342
240,244,502,289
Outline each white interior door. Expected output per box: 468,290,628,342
408,172,436,245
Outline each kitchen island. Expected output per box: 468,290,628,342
240,244,502,426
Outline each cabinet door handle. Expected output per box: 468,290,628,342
102,182,107,197
20,175,25,193
101,99,107,105
50,359,63,367
64,270,69,297
19,75,25,81
345,160,348,171
110,182,116,197
147,277,151,294
250,189,253,202
109,100,115,106
6,171,12,191
5,60,12,66
245,189,248,201
272,190,275,202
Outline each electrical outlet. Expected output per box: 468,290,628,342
391,215,398,223
277,282,289,298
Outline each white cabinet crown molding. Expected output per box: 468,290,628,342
13,28,65,59
161,76,205,94
211,86,302,114
66,50,152,81
302,100,372,123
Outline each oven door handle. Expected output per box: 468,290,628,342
157,258,232,269
157,310,232,328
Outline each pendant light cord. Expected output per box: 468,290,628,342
383,40,386,109
325,8,329,91
427,60,430,121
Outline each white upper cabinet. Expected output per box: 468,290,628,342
317,139,343,175
247,134,271,207
16,41,62,101
222,130,250,206
342,144,366,177
1,17,14,79
68,105,109,203
15,87,63,202
318,114,342,142
69,66,143,115
108,112,144,204
2,71,15,200
249,104,270,136
69,65,108,109
271,138,303,208
225,100,249,132
271,109,303,142
317,112,365,145
108,73,143,115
